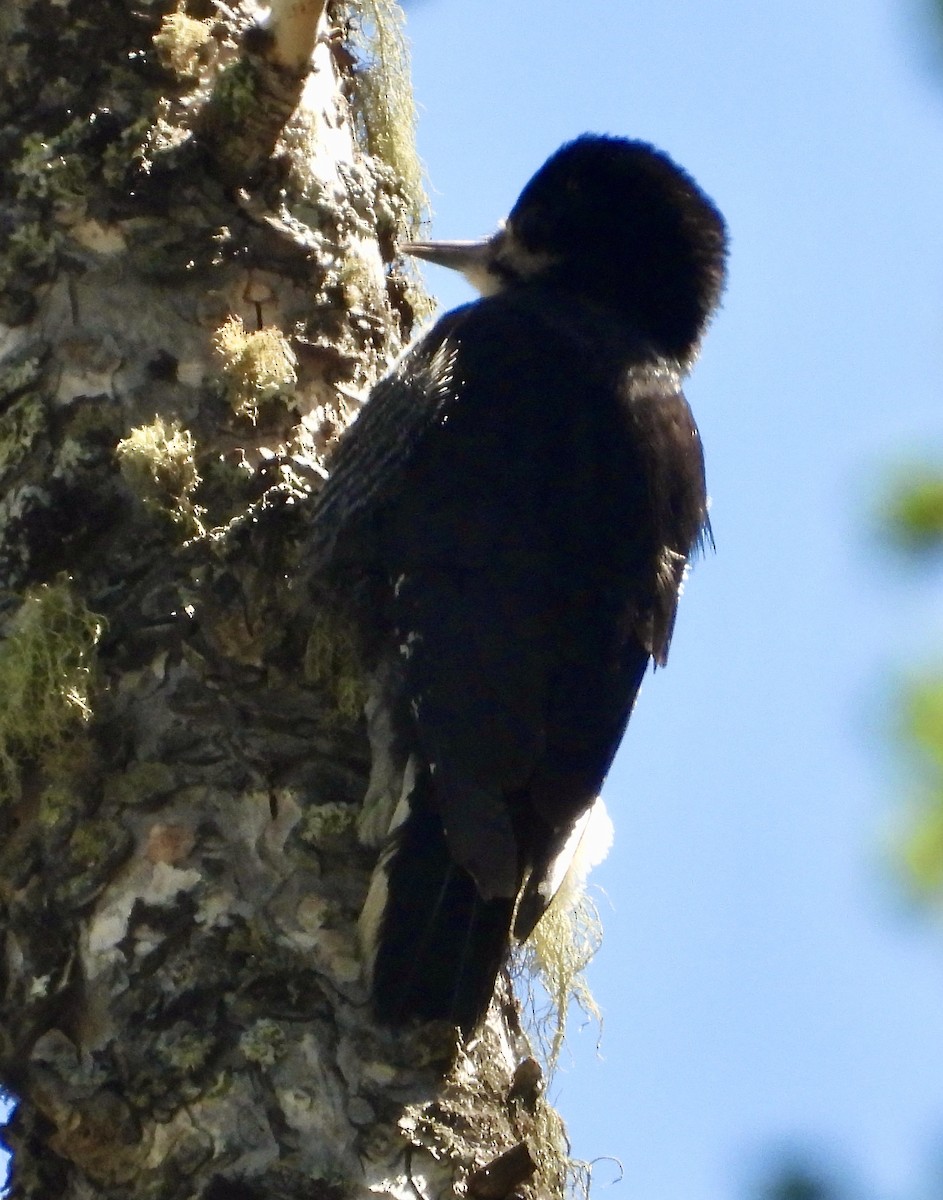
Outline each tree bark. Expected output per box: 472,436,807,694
0,1,572,1197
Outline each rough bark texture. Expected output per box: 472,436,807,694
0,1,571,1197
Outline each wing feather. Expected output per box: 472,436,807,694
309,329,460,566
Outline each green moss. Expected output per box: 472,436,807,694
159,1024,216,1072
209,58,260,127
101,115,156,189
0,221,59,293
240,1019,287,1066
300,801,358,846
14,124,91,213
67,819,114,869
0,349,44,403
0,392,46,483
213,316,298,421
0,580,104,804
35,737,98,830
303,609,368,720
104,761,178,808
115,416,205,535
38,781,77,829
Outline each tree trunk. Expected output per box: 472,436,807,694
0,1,572,1197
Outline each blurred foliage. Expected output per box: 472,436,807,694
878,467,943,899
879,466,943,554
895,675,943,897
759,1167,840,1200
748,1155,855,1200
928,0,943,68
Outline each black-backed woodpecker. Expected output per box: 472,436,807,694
307,134,727,1034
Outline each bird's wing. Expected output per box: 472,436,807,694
615,361,710,667
308,322,462,566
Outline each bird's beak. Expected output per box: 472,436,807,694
400,232,506,296
399,236,496,273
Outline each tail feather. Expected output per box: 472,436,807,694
368,775,515,1033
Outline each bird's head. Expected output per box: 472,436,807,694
402,134,728,365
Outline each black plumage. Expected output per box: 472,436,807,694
308,134,727,1033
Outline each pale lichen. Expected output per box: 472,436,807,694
213,316,299,421
532,1094,590,1200
347,0,426,238
115,416,204,535
153,11,213,78
519,891,603,1073
515,801,611,1076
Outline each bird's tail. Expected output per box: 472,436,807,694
362,772,515,1034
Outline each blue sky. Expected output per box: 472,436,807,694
402,1,943,1198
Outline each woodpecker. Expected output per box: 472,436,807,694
308,134,727,1034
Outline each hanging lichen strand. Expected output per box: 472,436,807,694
345,0,426,238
